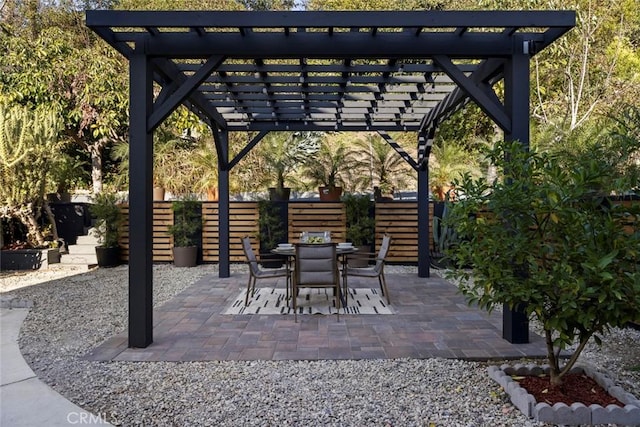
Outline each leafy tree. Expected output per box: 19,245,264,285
447,135,640,387
306,0,446,10
0,1,129,194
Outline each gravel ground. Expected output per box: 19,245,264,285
1,264,638,427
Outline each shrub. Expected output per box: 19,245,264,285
447,140,640,386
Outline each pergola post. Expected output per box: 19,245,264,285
128,47,154,348
215,129,231,278
501,43,531,344
417,161,430,278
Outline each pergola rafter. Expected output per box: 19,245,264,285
86,9,575,349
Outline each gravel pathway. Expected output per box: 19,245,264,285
1,265,638,426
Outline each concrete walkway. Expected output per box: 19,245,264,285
1,308,112,426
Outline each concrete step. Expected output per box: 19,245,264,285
76,235,99,246
60,253,97,267
68,244,97,255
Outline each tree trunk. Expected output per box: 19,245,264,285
545,329,563,387
42,200,59,242
16,204,46,247
89,144,103,194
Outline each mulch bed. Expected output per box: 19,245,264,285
517,373,623,407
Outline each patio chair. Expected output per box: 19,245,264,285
344,234,391,304
241,236,290,306
293,243,341,322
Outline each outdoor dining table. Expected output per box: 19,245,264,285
271,244,358,308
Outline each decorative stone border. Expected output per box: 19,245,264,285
488,363,640,425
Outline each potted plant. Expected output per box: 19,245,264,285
111,127,199,201
190,141,220,201
303,139,356,201
89,191,123,267
343,193,375,267
429,142,475,201
167,197,202,267
257,199,286,268
260,131,321,201
447,139,640,423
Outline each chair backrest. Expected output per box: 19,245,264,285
295,243,337,285
374,235,391,272
241,236,260,275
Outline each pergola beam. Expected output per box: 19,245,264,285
86,10,576,29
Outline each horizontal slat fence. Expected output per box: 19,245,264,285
118,202,173,262
202,202,260,262
288,202,346,243
117,201,452,264
375,202,434,263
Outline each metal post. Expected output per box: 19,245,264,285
417,161,430,278
217,130,230,278
128,47,154,348
502,42,530,343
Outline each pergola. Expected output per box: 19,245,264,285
86,10,575,348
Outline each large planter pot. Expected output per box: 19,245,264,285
259,251,284,269
0,248,60,270
319,186,342,201
347,245,371,267
95,246,120,268
173,246,198,267
489,363,640,425
268,187,291,201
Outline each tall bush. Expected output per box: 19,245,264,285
447,139,640,387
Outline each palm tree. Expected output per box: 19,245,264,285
429,141,478,201
354,133,414,196
257,131,321,199
302,138,357,190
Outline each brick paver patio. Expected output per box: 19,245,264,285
84,272,548,362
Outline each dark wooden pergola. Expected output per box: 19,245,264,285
86,10,575,348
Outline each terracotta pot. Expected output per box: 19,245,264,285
319,186,342,201
172,246,197,267
95,246,120,268
207,187,219,201
153,187,165,201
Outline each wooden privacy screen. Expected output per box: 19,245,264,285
118,201,438,264
202,202,259,262
288,202,346,243
118,202,173,262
